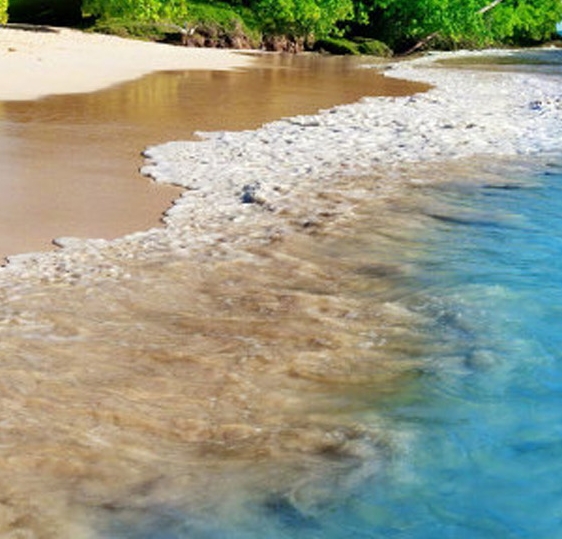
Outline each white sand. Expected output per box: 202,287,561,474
0,25,255,101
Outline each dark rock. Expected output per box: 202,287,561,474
240,183,260,204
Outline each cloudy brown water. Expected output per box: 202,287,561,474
0,53,427,259
0,53,433,537
0,167,438,537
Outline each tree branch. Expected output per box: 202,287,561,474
401,0,506,56
477,0,505,15
401,31,440,56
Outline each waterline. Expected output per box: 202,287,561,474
0,54,423,259
0,52,559,536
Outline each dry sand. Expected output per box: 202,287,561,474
0,25,255,101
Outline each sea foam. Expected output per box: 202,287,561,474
2,51,561,285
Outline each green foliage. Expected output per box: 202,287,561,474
88,18,174,40
179,1,260,46
187,1,255,32
314,36,391,56
348,0,562,51
83,0,189,24
69,0,562,51
351,0,486,49
84,0,259,46
355,37,392,56
254,0,354,39
486,0,562,44
0,0,7,25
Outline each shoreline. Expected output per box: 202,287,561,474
1,45,560,280
138,50,561,258
0,25,255,101
0,29,560,272
0,31,560,536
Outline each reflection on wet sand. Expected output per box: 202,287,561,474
0,54,427,258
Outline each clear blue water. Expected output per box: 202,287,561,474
341,160,561,539
365,161,562,539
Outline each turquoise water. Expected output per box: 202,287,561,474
359,160,562,538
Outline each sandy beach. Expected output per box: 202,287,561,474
0,25,561,538
0,25,254,100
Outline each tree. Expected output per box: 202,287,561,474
485,0,562,44
348,0,562,50
83,0,189,23
254,0,354,39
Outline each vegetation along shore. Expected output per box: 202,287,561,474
2,0,562,54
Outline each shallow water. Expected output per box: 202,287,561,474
0,54,426,258
0,162,434,537
436,47,562,75
0,53,432,536
80,154,562,539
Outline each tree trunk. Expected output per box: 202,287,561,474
401,31,440,56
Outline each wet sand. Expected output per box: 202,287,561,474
0,24,254,258
0,53,428,258
0,25,254,101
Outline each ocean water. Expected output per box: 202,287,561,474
347,159,562,539
104,158,562,539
